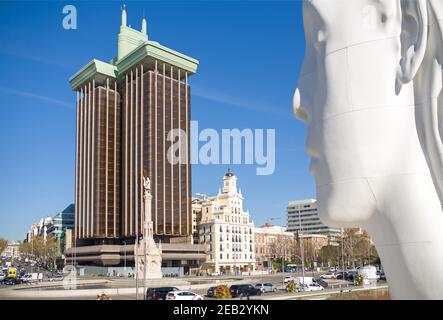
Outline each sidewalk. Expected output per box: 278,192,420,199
260,284,389,300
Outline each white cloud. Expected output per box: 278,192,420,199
0,85,72,108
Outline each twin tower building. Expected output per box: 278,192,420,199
67,8,205,269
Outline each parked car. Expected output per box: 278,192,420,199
255,283,277,293
230,284,262,298
298,283,324,292
206,286,217,297
48,274,64,282
19,274,31,283
166,290,204,300
2,277,19,285
283,276,296,284
0,274,5,281
346,271,356,282
336,271,349,280
146,287,180,300
314,278,328,288
211,271,221,276
321,272,337,279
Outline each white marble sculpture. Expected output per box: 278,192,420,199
135,176,162,280
293,0,443,299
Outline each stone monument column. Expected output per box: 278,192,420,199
135,176,162,282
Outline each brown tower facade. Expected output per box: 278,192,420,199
121,64,191,240
75,80,121,240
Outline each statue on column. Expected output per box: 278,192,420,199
135,176,162,280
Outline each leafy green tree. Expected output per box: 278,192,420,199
286,280,297,293
215,285,232,300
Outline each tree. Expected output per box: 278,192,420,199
215,285,232,299
19,236,59,271
0,238,8,256
341,229,380,268
318,245,339,267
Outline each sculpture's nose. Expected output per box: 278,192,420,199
293,88,310,123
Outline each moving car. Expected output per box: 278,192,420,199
283,276,296,284
211,271,221,276
48,274,64,282
298,283,324,292
145,287,179,300
336,271,349,280
166,290,204,300
230,284,262,298
321,272,337,279
255,283,277,293
2,277,19,285
206,286,216,297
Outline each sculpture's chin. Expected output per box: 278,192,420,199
316,178,377,228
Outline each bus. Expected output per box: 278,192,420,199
7,267,17,278
285,264,300,273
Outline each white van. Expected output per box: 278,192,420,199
297,276,314,285
358,265,378,283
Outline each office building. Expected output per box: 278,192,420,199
65,8,205,269
47,204,75,255
286,199,342,238
254,224,295,270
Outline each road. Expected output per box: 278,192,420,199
0,272,385,300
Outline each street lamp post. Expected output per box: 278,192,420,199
282,240,285,273
341,236,345,273
123,241,127,276
31,237,34,274
269,217,284,273
297,206,306,286
135,237,139,300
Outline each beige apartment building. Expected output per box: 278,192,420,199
199,169,255,274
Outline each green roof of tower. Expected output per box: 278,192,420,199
69,7,198,91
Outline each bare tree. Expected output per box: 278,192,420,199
0,238,8,256
19,236,59,271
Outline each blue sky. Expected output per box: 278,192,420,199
0,0,313,241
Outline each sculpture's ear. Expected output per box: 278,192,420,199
397,0,428,86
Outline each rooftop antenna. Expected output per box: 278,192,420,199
121,4,127,26
141,9,147,35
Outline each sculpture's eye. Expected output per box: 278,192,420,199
303,2,326,54
317,29,327,43
313,29,327,52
